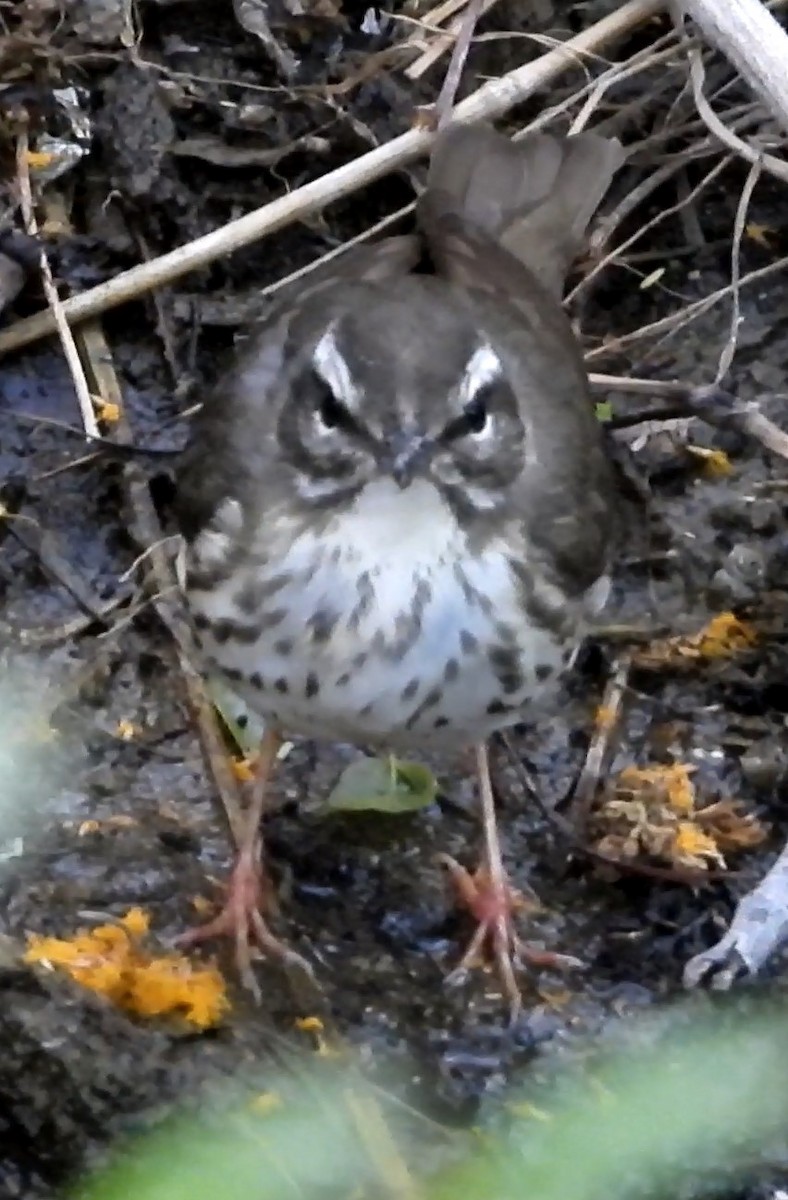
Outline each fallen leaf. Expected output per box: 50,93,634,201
326,756,436,813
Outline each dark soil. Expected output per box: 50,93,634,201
2,1,788,1196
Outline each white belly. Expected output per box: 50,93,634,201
187,480,582,749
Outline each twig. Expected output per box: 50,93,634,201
13,128,99,439
260,204,414,302
715,156,761,383
0,0,664,358
19,594,130,647
569,31,688,131
75,319,248,845
432,0,486,127
570,154,732,303
406,0,500,83
523,29,684,137
584,254,788,363
133,226,181,385
585,97,773,259
590,375,788,461
686,41,788,184
567,655,632,829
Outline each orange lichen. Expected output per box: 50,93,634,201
24,908,228,1029
695,798,768,851
637,612,757,668
594,705,619,732
77,815,138,836
591,762,766,873
295,1015,342,1058
295,1016,325,1034
230,756,256,783
25,150,57,169
95,399,121,423
690,613,757,658
670,821,724,868
685,445,733,479
617,763,696,815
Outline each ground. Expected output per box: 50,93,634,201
1,1,788,1196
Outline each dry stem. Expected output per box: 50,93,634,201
14,130,99,438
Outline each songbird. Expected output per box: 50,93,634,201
174,121,624,1011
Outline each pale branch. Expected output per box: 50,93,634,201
680,0,788,134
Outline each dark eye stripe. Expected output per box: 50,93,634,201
313,371,358,433
442,381,497,441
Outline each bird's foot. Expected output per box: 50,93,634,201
177,844,313,999
438,854,583,1019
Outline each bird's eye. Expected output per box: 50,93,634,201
313,376,351,432
462,392,490,435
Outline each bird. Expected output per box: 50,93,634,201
173,120,625,1013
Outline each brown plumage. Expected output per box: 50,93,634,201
174,122,625,1014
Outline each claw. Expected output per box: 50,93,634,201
177,842,313,1000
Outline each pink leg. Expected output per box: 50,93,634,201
178,727,312,996
439,743,582,1018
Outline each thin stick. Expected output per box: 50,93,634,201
687,42,788,184
0,0,663,358
590,374,788,461
433,0,486,127
584,254,788,362
568,655,632,828
75,316,249,850
715,157,761,383
14,130,99,439
260,204,414,302
407,0,500,83
569,154,732,304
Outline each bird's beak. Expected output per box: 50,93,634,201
383,432,433,490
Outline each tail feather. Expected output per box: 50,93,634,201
420,123,624,297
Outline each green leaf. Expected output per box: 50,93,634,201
205,677,266,759
326,756,437,813
594,400,613,423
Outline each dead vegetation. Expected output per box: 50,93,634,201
2,0,788,1194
